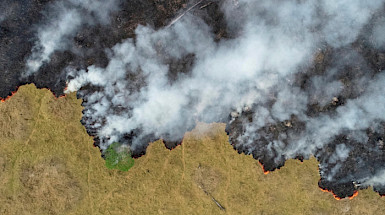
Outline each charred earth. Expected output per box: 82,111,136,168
2,0,385,200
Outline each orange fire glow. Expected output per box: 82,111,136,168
49,87,67,99
1,86,68,104
0,89,18,103
319,187,358,200
319,187,342,200
258,161,270,175
316,166,358,200
57,86,68,99
349,191,358,200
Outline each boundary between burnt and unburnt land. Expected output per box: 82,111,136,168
2,0,385,200
0,84,374,201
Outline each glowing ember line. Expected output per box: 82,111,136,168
319,186,358,200
349,191,358,200
0,85,68,103
319,187,342,200
0,89,18,103
258,161,270,175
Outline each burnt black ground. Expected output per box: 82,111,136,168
2,0,385,199
226,37,385,198
0,0,196,98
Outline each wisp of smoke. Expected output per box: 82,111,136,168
23,0,385,198
24,0,118,77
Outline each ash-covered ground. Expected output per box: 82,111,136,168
2,0,385,199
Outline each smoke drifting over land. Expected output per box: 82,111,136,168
24,0,118,76
2,0,385,198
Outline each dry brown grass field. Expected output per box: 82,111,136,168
1,84,385,215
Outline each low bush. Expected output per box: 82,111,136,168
105,142,134,171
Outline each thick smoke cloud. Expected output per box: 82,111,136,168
66,0,319,151
24,0,385,198
24,0,118,77
372,17,385,49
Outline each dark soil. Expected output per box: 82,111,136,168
2,0,385,199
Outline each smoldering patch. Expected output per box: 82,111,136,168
3,0,385,200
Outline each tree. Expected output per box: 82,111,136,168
104,142,135,171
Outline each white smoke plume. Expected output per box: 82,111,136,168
283,71,385,157
372,17,385,49
66,1,316,150
31,0,385,195
24,0,118,77
362,170,385,187
65,0,385,156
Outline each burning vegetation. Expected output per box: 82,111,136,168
3,85,385,214
2,0,385,200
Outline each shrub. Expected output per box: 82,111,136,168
105,142,135,171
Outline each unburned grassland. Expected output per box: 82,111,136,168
0,84,385,215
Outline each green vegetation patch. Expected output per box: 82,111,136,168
104,142,135,171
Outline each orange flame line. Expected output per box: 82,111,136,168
349,191,358,200
258,161,270,175
319,186,358,200
316,166,358,200
319,187,342,200
0,88,18,103
1,85,68,103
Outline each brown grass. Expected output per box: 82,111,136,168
0,84,385,215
